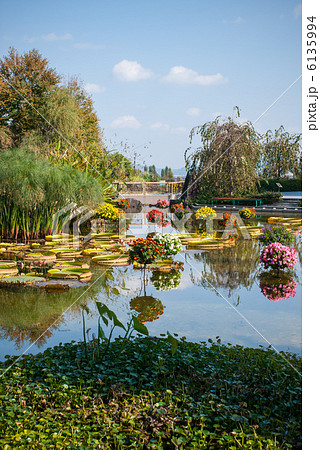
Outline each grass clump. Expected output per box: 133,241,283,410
0,337,301,449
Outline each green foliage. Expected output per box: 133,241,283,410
0,148,103,240
0,48,107,178
261,126,302,178
259,225,295,246
251,191,282,204
0,337,301,448
257,178,302,192
161,166,174,180
185,109,261,199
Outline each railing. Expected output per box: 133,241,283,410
113,181,184,195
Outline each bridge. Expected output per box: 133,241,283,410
113,181,184,204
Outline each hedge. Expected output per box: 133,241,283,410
257,178,302,192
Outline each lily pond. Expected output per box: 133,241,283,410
0,213,302,360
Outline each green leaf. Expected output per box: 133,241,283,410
166,332,179,355
132,317,149,336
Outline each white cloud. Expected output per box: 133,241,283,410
186,107,201,116
84,83,105,94
222,16,243,24
73,43,106,50
162,66,227,86
293,4,302,19
171,126,187,134
110,115,142,129
113,60,154,81
150,122,170,131
41,32,73,41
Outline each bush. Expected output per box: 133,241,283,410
251,191,282,204
129,237,165,265
257,178,302,192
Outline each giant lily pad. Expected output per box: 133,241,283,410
0,275,46,286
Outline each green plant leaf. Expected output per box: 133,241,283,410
132,317,149,336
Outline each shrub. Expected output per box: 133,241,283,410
252,191,282,204
260,242,297,272
259,225,295,246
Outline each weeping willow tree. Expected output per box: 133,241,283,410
184,108,262,200
0,148,104,240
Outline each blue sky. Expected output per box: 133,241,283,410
1,0,302,169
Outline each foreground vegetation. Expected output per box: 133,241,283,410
0,337,301,449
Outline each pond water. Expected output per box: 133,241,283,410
0,217,302,360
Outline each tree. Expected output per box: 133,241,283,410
0,47,60,145
0,48,105,177
185,108,261,200
260,126,302,178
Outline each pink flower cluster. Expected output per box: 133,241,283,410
260,242,297,271
260,277,297,302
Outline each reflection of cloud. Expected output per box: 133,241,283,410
113,60,154,81
110,115,142,129
163,66,227,85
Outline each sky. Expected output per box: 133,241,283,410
0,0,302,170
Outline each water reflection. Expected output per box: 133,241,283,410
0,271,104,349
259,272,297,302
150,270,182,291
190,240,261,297
130,295,164,323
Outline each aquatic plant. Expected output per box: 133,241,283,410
0,148,103,240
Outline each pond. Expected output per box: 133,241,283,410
0,215,302,360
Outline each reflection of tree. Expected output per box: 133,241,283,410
0,271,104,350
150,271,182,291
190,240,261,297
259,272,297,302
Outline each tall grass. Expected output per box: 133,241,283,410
0,148,104,241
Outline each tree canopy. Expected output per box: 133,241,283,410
0,48,105,176
260,126,302,178
185,109,261,200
